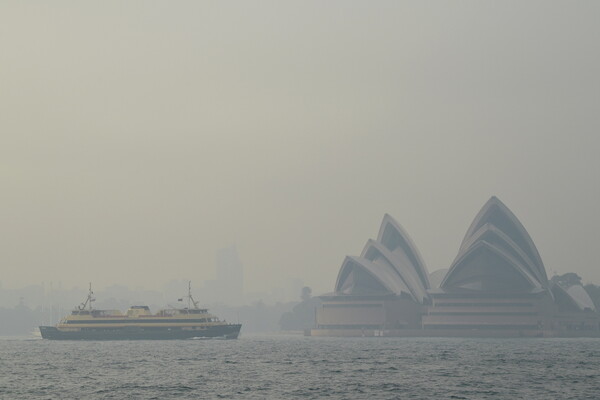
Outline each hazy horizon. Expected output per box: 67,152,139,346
2,1,600,294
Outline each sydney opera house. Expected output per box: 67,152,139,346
312,197,599,337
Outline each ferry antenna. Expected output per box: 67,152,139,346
188,281,199,310
78,282,95,312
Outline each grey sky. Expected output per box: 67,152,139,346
1,1,599,295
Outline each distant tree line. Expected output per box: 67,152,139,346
279,287,322,331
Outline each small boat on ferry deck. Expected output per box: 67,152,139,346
39,282,241,340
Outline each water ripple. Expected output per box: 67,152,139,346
1,336,599,399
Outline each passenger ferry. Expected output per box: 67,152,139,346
39,283,241,340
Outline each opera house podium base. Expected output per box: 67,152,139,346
310,328,600,338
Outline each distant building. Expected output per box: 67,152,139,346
312,197,599,337
314,214,431,336
201,245,244,305
424,196,556,336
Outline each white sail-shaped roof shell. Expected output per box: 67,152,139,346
335,256,404,296
457,223,546,285
460,196,548,283
376,214,431,290
333,214,430,304
441,241,542,292
567,285,596,311
552,283,596,312
360,240,428,303
442,197,547,292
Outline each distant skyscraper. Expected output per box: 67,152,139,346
216,245,244,303
201,245,245,305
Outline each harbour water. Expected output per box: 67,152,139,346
1,335,599,399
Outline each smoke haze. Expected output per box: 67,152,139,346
1,1,599,295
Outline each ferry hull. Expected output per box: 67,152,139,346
39,324,241,340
